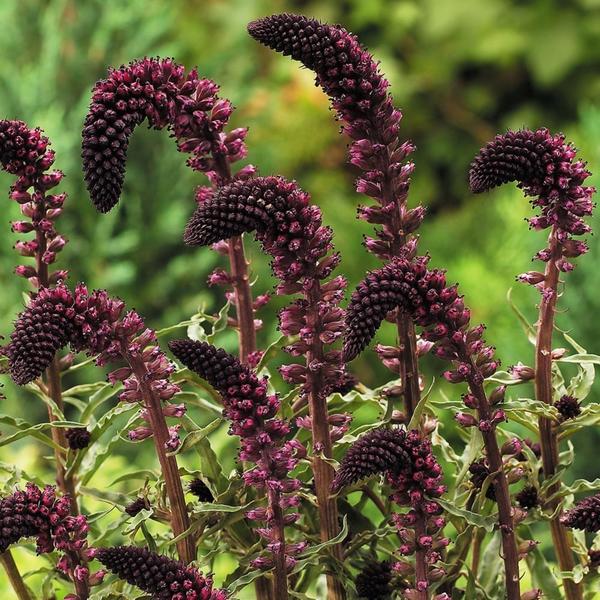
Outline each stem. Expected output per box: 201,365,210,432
124,349,195,564
464,367,520,600
212,154,256,363
536,229,582,600
414,508,429,600
305,281,345,600
267,488,289,600
0,551,32,600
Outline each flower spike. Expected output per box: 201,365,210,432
96,545,227,599
561,493,600,533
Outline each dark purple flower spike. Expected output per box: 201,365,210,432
561,493,600,533
96,545,227,599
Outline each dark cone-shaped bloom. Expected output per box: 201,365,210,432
331,427,410,492
124,497,150,517
515,486,539,510
554,394,581,420
189,479,214,503
343,256,463,362
7,285,76,384
248,14,389,125
65,427,91,450
82,58,188,212
561,493,600,532
96,545,227,599
355,560,392,600
468,460,496,501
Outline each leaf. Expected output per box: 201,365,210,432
167,417,223,456
558,353,600,365
256,334,286,371
507,287,537,344
0,415,66,451
436,497,497,532
408,377,435,430
207,300,231,341
524,525,562,599
192,500,256,514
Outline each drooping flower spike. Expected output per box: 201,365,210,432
169,339,305,572
96,545,227,600
561,493,600,533
355,560,393,600
469,129,594,273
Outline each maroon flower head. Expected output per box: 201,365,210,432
96,545,227,599
515,486,539,510
189,479,214,503
65,427,91,450
124,497,151,517
469,129,594,267
7,284,76,384
248,14,390,127
355,560,392,600
468,459,496,501
561,493,600,532
0,483,87,555
82,58,189,212
554,394,581,420
331,427,411,492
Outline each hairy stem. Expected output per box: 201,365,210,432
267,488,289,600
124,349,194,564
306,281,345,600
0,551,32,600
536,229,582,600
464,363,520,600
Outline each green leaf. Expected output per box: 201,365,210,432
167,417,223,456
524,525,561,599
436,497,497,532
207,300,231,341
0,415,66,451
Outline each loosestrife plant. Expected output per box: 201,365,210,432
0,12,598,600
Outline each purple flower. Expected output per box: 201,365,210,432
81,58,189,212
515,486,539,510
355,560,392,600
96,545,227,599
65,427,91,450
469,129,594,271
554,394,581,420
124,497,151,517
0,483,87,555
468,460,496,501
561,493,600,532
331,427,411,492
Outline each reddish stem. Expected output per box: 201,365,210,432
305,281,345,600
0,551,32,600
266,487,289,600
413,508,429,600
123,349,195,564
463,360,520,600
536,229,582,600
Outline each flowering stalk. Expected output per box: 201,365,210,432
96,545,227,599
470,129,595,600
81,57,258,362
332,427,448,599
4,284,194,564
248,14,423,418
343,256,521,599
184,175,349,598
169,340,306,599
0,552,31,600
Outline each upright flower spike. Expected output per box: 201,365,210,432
334,427,446,596
0,120,69,286
169,339,304,596
248,14,423,420
470,130,593,600
355,561,393,600
96,546,227,600
81,58,189,212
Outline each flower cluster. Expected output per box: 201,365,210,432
554,394,581,420
331,427,410,492
355,560,393,600
469,129,595,275
248,14,421,260
5,283,183,449
334,427,447,595
65,427,91,450
82,57,254,213
184,175,348,400
124,497,150,517
561,493,600,533
81,58,189,212
0,120,68,286
188,479,214,503
96,545,227,600
515,486,539,510
169,339,306,570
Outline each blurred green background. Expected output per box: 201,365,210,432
1,0,600,596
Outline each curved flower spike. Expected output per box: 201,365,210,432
469,129,594,265
96,545,227,599
82,58,189,212
561,493,600,533
331,427,410,492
